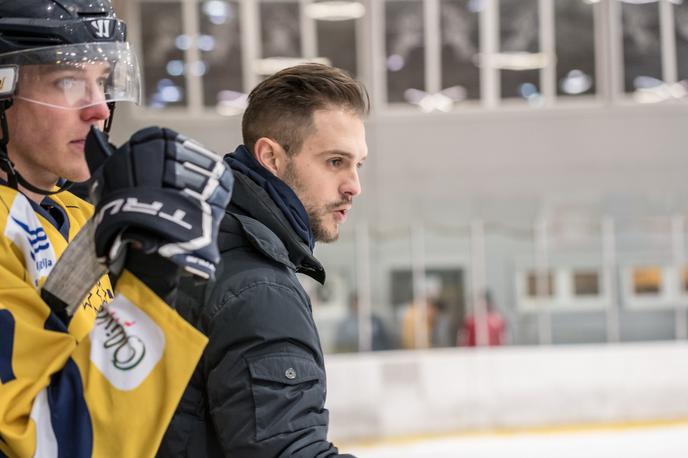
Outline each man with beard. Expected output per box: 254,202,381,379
159,64,369,457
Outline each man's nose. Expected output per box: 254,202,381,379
81,79,110,117
341,168,362,198
79,98,110,123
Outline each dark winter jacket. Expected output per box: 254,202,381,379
157,166,353,457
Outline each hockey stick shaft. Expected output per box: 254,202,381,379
41,219,108,316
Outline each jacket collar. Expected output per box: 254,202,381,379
224,145,315,250
227,169,326,284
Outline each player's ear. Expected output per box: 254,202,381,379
254,137,287,176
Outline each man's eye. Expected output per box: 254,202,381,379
55,77,78,90
329,158,343,167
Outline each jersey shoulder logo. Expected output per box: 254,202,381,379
4,195,57,287
10,217,50,260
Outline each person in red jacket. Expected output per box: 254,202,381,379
460,290,506,346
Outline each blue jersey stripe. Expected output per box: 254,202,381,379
10,217,47,238
43,314,90,457
33,243,51,254
47,358,93,458
9,217,52,258
0,310,16,383
44,310,69,333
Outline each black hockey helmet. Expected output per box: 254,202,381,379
0,0,142,194
0,0,127,52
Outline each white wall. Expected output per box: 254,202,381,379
325,342,688,442
113,103,688,227
111,103,688,342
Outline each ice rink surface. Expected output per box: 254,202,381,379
346,422,688,458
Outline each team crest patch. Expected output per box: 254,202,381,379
90,294,165,391
4,196,57,287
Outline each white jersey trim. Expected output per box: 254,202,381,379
29,388,58,458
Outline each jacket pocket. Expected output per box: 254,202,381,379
246,353,328,441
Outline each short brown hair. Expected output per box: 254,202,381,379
242,63,369,156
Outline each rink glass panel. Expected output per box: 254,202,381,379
260,1,302,58
198,1,244,108
315,1,359,79
555,0,596,97
440,0,481,102
676,0,688,83
304,231,358,354
385,0,426,104
140,1,187,108
621,0,662,94
498,0,540,100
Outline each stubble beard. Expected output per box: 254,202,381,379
308,205,339,243
283,160,341,243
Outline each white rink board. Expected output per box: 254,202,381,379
325,342,688,442
346,423,688,458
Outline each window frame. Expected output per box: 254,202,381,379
127,0,688,119
516,266,612,313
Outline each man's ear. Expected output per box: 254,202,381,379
253,137,286,176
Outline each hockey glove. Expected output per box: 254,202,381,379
87,126,233,282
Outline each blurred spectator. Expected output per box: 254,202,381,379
459,290,506,346
400,297,449,349
334,293,392,353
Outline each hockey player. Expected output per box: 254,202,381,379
0,1,233,457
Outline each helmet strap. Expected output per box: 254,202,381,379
0,99,72,196
15,169,73,196
0,99,18,189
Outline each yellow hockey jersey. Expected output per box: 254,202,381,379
0,186,208,457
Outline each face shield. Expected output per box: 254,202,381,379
0,41,141,110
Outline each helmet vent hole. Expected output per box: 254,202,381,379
0,33,63,47
77,12,109,17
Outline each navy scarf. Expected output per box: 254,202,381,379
224,145,315,251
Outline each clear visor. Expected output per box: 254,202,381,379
0,42,141,110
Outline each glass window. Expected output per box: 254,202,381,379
391,268,465,349
315,5,359,78
555,0,596,97
632,266,662,295
621,0,661,94
140,2,186,108
440,0,481,102
573,271,600,296
499,0,540,100
526,271,554,297
260,1,302,58
675,0,688,83
199,1,244,110
385,0,426,104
